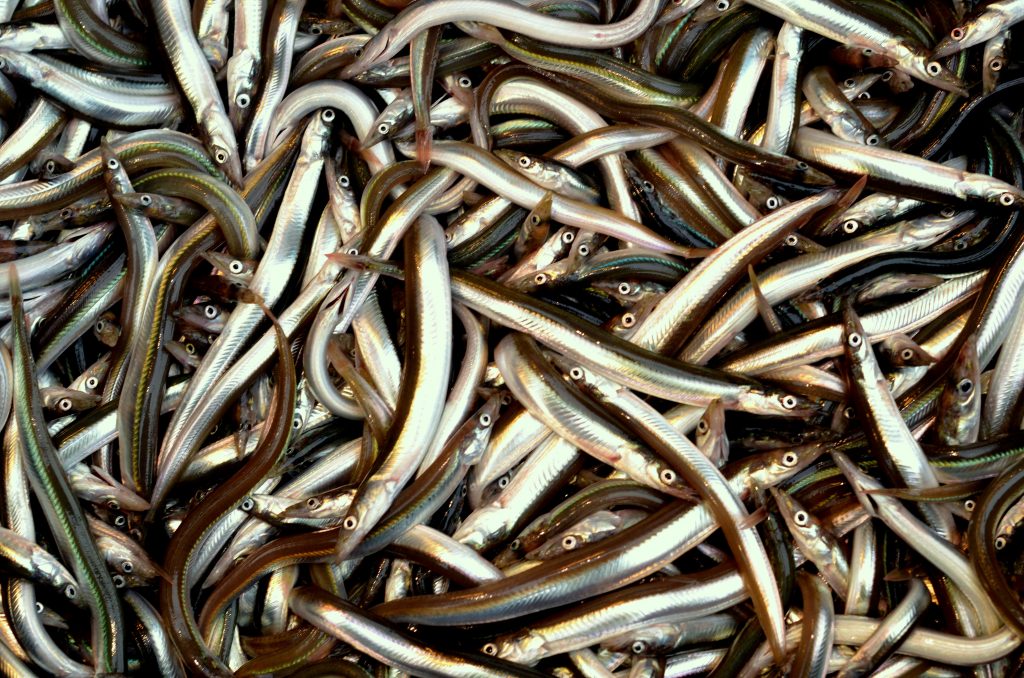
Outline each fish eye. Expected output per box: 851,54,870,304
781,395,798,410
844,78,856,88
482,643,498,656
577,244,590,256
236,93,251,109
458,76,472,88
307,497,322,509
660,468,677,485
534,272,547,286
204,304,218,319
697,419,709,433
35,602,44,614
240,497,254,511
58,398,73,412
957,378,973,395
510,539,521,550
866,134,880,146
112,575,126,588
954,240,967,251
479,413,492,426
120,561,134,574
990,58,1004,71
951,26,966,40
45,160,57,174
782,451,799,467
338,174,351,188
185,343,196,355
378,123,390,135
863,48,874,57
65,585,77,599
530,214,541,225
964,499,976,512
618,282,632,295
497,474,511,489
632,641,647,654
642,180,654,192
621,312,636,328
940,207,956,217
569,367,585,381
843,220,859,234
562,535,578,550
214,148,229,164
343,515,359,530
715,0,729,9
517,156,531,168
561,231,575,244
140,194,153,206
106,158,120,170
844,406,856,419
86,377,99,389
114,515,127,527
785,234,799,246
926,61,942,76
1000,192,1016,207
794,510,810,527
229,260,244,274
847,333,863,347
900,348,915,361
766,196,780,210
292,415,303,429
996,535,1008,550
795,161,809,171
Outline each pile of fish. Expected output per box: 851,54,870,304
4,0,1024,675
